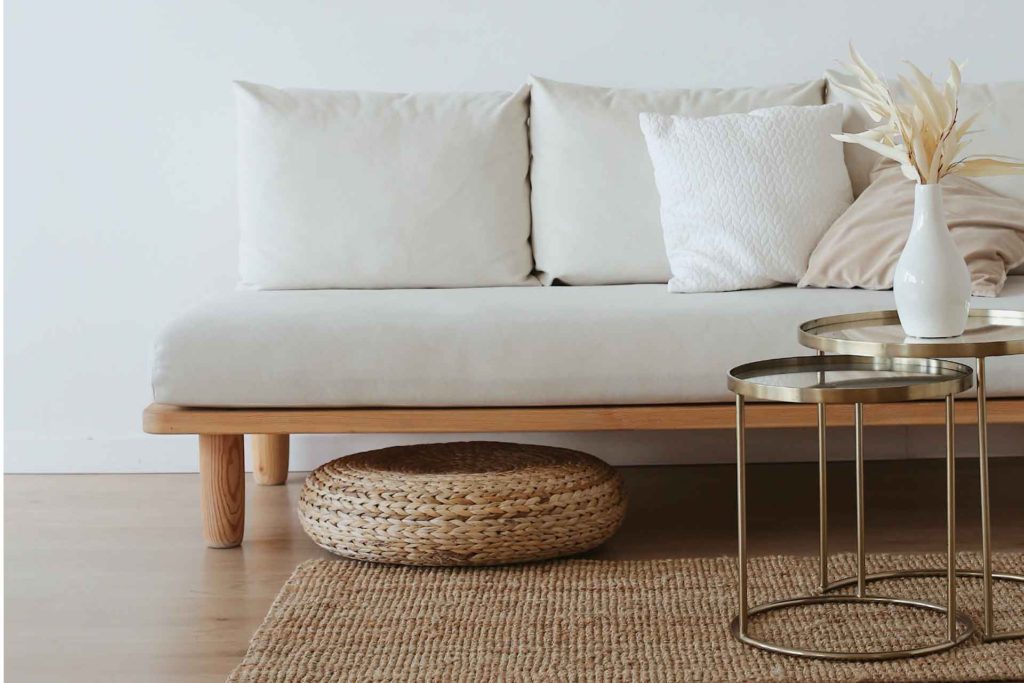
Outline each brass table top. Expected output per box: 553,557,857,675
799,309,1024,359
728,355,973,405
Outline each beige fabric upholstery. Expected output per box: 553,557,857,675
152,280,1024,407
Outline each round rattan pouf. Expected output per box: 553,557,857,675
298,441,627,566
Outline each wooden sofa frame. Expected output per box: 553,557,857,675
143,398,1024,548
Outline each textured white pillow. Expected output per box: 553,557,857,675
236,82,535,289
528,76,825,285
639,104,852,293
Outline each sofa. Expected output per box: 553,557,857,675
144,75,1024,548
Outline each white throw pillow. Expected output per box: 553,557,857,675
528,76,825,285
235,82,535,289
639,104,852,293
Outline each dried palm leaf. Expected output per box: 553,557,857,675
832,45,1024,183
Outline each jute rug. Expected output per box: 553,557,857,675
228,552,1024,682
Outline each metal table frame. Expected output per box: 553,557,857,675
729,355,975,660
800,309,1024,642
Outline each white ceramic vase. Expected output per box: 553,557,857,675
893,183,971,338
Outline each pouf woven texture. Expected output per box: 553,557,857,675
298,441,627,566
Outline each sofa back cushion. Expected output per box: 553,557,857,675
236,82,535,289
527,76,825,285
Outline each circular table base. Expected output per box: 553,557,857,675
731,594,975,661
824,569,1024,643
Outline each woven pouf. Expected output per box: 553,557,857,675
298,441,627,566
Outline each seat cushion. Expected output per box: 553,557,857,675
152,278,1024,407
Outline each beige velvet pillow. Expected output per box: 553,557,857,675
799,162,1024,297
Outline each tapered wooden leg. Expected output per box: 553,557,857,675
199,434,245,548
252,434,290,486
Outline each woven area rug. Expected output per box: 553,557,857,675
229,552,1024,682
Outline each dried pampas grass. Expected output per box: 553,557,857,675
833,45,1024,184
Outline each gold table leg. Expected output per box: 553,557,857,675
855,402,866,598
978,356,993,637
946,394,957,642
976,357,1024,642
817,351,828,594
736,395,747,636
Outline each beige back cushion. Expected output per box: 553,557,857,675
528,76,825,285
799,162,1024,297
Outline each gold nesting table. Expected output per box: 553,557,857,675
800,309,1024,643
729,354,976,660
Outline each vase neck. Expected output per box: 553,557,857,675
913,183,944,228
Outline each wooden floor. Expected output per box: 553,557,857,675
5,458,1024,682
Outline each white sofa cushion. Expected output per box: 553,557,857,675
527,76,825,285
640,104,851,292
235,82,535,289
152,277,1024,407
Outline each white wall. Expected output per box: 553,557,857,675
6,0,1024,473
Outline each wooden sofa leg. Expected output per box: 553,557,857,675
252,434,290,486
199,434,245,548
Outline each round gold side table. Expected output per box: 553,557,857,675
800,309,1024,642
728,355,975,660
